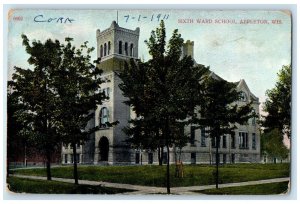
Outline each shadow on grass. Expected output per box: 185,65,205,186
194,181,289,195
7,177,135,194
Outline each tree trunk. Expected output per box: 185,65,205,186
158,147,161,165
179,148,182,162
156,128,163,166
46,150,52,181
166,145,170,194
215,136,219,189
165,117,171,194
158,146,163,166
174,147,178,178
72,142,79,185
209,137,212,165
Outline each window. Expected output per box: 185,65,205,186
104,43,107,56
148,153,153,164
103,87,110,99
191,153,196,164
231,154,235,163
222,135,227,148
64,154,68,163
119,41,122,54
223,154,227,164
100,107,109,127
130,43,134,56
108,41,111,55
231,135,235,149
252,117,256,126
252,110,256,126
240,91,247,102
239,132,248,149
135,152,140,164
212,137,219,148
125,42,128,56
100,45,103,57
76,154,80,163
70,154,73,163
212,137,216,148
190,126,195,145
201,128,206,147
163,152,167,164
252,133,256,149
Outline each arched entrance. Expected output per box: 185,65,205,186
99,137,109,161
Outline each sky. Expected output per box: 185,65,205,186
7,9,291,109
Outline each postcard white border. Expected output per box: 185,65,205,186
1,1,298,202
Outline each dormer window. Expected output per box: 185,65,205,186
240,92,247,102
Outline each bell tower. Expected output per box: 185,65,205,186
93,22,140,165
96,21,140,72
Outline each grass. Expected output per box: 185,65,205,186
6,177,134,194
10,163,290,187
196,181,289,195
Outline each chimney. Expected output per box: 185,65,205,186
182,40,194,59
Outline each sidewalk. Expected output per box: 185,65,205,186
11,174,289,195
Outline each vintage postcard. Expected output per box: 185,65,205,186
6,8,292,196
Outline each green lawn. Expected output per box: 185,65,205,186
10,163,290,187
196,181,289,195
7,177,134,194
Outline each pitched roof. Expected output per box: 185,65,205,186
206,71,259,102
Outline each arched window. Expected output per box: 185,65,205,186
125,42,128,56
100,45,103,57
119,41,122,54
130,43,134,56
100,107,109,127
108,41,111,55
240,92,247,102
104,43,107,56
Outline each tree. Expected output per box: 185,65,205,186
7,89,25,176
51,38,108,184
195,76,254,189
262,65,291,138
8,35,108,184
8,35,62,180
261,128,289,163
118,58,164,164
118,20,209,194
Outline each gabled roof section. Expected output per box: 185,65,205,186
206,71,259,103
236,79,259,102
208,71,225,81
